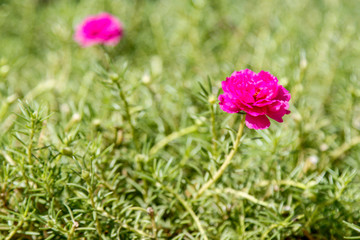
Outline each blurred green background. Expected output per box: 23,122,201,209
1,0,360,134
1,0,360,239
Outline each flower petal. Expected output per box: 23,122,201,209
275,85,291,101
245,114,270,130
266,101,291,122
253,99,275,107
74,12,123,47
231,69,256,79
218,94,242,113
241,105,267,116
254,71,279,100
218,69,291,129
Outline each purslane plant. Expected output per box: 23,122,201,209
196,69,291,198
2,1,360,239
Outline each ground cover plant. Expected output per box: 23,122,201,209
1,0,360,239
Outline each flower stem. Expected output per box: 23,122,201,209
330,136,360,160
149,124,198,156
88,185,102,238
212,188,272,208
115,81,138,150
5,217,25,240
163,185,208,240
210,103,218,158
5,199,30,240
27,117,35,165
147,207,158,240
98,207,154,238
196,114,246,199
67,223,76,240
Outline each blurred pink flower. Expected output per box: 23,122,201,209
219,69,291,130
74,13,123,47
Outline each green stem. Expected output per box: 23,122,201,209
196,114,246,199
147,207,157,240
88,186,102,238
212,188,272,208
21,157,30,188
149,124,198,156
145,84,169,131
261,223,279,240
330,136,360,160
5,218,24,240
115,82,138,149
163,185,208,240
67,224,76,240
27,118,35,165
5,200,30,240
98,208,153,238
210,103,218,157
256,179,314,190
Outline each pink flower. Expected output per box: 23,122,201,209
74,13,123,47
218,69,291,130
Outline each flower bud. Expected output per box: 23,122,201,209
135,154,147,162
195,117,206,126
0,65,10,78
109,73,119,82
71,113,81,122
208,95,216,104
6,94,18,104
150,56,163,76
300,57,307,70
47,220,55,227
92,119,101,128
320,143,329,152
61,147,73,156
32,111,39,119
115,129,123,145
147,207,154,217
142,73,151,84
291,112,302,122
81,170,90,182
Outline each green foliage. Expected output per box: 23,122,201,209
1,0,360,239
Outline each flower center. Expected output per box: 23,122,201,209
253,89,261,97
